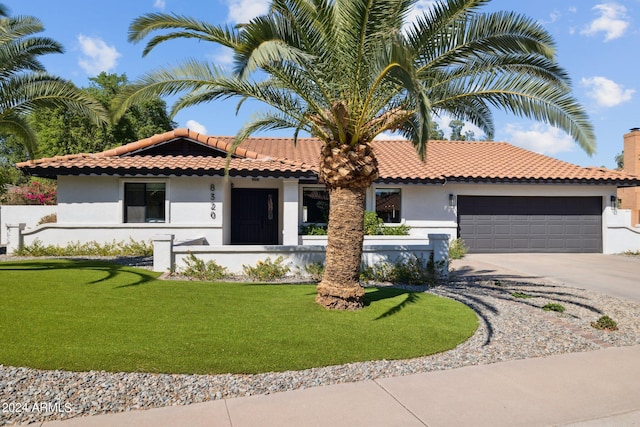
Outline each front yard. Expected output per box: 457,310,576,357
0,259,478,374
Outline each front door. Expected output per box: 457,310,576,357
231,188,279,245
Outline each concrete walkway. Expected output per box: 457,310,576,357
40,254,640,426
41,345,640,426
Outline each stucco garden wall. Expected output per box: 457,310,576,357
154,234,451,276
0,204,57,245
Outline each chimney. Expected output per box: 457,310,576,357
623,128,640,175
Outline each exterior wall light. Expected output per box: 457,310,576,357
449,194,456,207
610,195,619,209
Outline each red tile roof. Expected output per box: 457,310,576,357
16,128,640,184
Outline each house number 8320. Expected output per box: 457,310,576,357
210,184,216,220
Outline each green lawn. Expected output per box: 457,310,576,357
0,260,478,374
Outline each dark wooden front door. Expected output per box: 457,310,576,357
231,188,279,245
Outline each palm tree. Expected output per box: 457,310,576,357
0,4,107,158
115,0,595,309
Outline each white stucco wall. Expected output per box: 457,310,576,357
603,209,640,253
0,205,57,244
14,174,634,254
57,176,121,223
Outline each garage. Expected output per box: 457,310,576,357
457,196,602,253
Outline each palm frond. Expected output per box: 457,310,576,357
0,113,37,158
128,13,239,56
1,73,107,125
119,0,595,158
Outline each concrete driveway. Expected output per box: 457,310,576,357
452,253,640,302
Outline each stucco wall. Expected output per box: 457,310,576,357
12,176,634,254
0,205,57,244
603,209,640,253
57,176,121,223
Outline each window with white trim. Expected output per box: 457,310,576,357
375,188,401,223
302,188,329,223
123,182,166,223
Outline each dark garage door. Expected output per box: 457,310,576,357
458,196,602,253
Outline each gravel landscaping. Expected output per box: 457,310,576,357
1,258,640,425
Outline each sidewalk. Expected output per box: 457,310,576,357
41,344,640,427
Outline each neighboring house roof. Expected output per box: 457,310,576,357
16,128,640,185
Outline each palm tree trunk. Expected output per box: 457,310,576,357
315,141,378,310
315,186,366,310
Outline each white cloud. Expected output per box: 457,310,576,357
225,0,269,24
581,2,629,41
374,131,406,140
186,120,207,134
581,76,635,107
540,10,562,25
209,47,234,66
153,0,166,10
405,0,436,27
504,123,575,155
77,35,121,75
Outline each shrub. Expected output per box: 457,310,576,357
360,261,395,283
360,253,445,286
303,261,325,281
36,213,57,225
542,303,565,313
300,213,410,236
1,179,57,205
15,238,153,257
243,256,291,281
299,224,328,235
512,292,534,299
180,253,228,281
363,211,410,235
591,315,618,331
448,238,468,259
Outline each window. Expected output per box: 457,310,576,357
375,188,401,223
302,188,329,223
124,182,166,223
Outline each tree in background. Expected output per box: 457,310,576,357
615,152,623,170
29,72,176,158
116,0,595,309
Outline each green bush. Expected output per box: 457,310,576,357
542,303,565,313
591,315,618,331
303,261,325,281
243,256,291,281
363,211,410,235
300,212,410,236
181,253,229,281
299,224,328,235
360,261,395,283
15,238,153,257
360,253,444,286
448,238,468,259
512,292,534,299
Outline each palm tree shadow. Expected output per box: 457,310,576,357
0,259,158,288
437,281,497,346
365,288,422,320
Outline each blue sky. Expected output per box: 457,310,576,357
3,0,639,168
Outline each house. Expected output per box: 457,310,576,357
10,128,640,271
618,128,640,227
